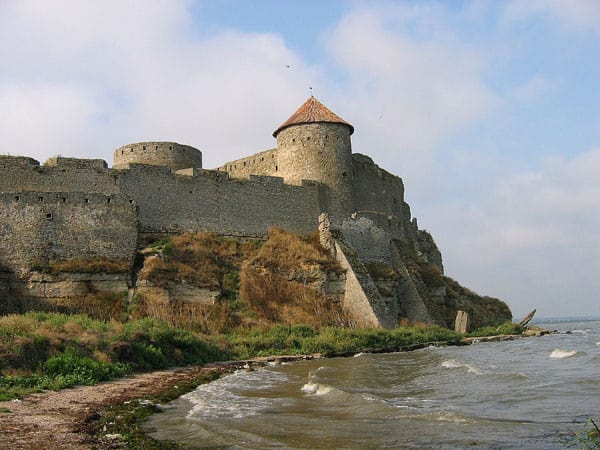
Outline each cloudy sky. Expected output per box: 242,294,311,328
1,0,599,318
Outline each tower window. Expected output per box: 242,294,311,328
14,196,19,202
85,198,89,203
38,196,44,202
275,165,278,171
61,197,66,203
143,146,146,150
46,213,53,220
107,198,111,204
342,172,347,177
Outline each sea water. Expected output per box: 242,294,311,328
144,319,600,449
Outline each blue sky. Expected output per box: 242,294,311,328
1,0,599,318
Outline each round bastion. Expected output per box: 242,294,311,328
113,142,202,171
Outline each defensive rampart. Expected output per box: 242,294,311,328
0,156,120,195
117,165,321,236
0,191,138,276
218,148,278,179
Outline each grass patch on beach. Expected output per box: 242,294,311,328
0,312,224,400
224,324,461,359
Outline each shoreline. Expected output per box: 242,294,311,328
0,333,543,449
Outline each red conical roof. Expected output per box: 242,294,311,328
273,96,354,137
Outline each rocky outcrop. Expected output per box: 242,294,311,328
11,272,129,300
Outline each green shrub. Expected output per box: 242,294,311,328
44,347,129,384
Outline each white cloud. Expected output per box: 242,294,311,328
433,148,600,318
0,84,96,156
504,0,600,33
322,4,497,194
0,0,317,166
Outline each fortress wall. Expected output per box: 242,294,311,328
0,155,40,168
114,142,203,171
44,156,107,170
0,157,120,194
351,153,412,236
0,192,138,275
118,166,321,236
217,148,279,179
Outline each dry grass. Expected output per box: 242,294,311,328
138,233,260,290
251,228,339,272
239,228,347,327
130,291,239,334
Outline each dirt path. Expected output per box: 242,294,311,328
0,365,219,449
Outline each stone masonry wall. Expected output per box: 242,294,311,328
117,165,321,236
0,191,138,276
277,123,354,216
351,153,415,241
218,148,279,178
0,156,120,195
113,142,203,172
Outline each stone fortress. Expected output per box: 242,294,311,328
0,97,511,328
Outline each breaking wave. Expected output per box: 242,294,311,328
301,381,334,396
550,349,578,359
441,359,484,375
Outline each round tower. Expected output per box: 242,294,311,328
113,142,202,172
273,96,354,216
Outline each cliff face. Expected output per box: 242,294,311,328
0,225,511,331
319,213,512,330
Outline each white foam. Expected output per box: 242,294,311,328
441,359,483,375
301,381,333,396
353,352,365,358
550,349,577,359
441,359,462,369
596,341,600,347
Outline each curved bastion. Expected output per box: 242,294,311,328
113,142,202,172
